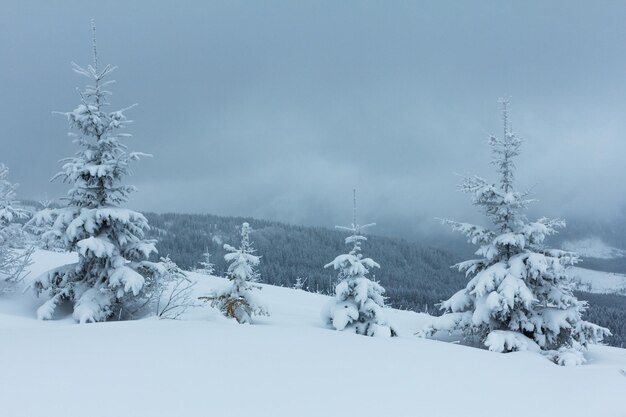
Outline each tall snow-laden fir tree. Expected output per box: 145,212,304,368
201,222,268,324
0,164,32,289
28,23,160,323
424,99,609,365
323,189,396,337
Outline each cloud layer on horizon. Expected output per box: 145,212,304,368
2,1,625,237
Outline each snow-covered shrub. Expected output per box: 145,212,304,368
153,256,196,319
0,164,33,291
27,24,159,323
323,190,396,337
200,223,268,324
423,99,610,364
115,256,195,320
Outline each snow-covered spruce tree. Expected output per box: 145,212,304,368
0,164,32,290
200,222,268,324
27,24,160,323
423,99,609,365
323,189,396,337
293,276,307,290
27,198,66,252
195,248,215,275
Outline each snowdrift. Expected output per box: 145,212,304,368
0,250,625,417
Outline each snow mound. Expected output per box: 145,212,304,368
0,250,625,417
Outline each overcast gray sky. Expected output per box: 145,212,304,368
2,1,626,237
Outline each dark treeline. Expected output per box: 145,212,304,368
575,291,626,348
145,212,626,347
145,212,466,311
573,257,626,275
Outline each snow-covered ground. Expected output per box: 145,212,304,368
562,237,626,259
1,250,626,417
569,266,626,295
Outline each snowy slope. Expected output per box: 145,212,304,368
1,250,625,417
562,237,626,259
569,266,626,295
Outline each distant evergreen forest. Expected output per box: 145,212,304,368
575,292,626,348
145,212,626,347
144,212,466,310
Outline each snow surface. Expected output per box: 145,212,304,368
1,250,625,417
569,266,626,295
562,237,626,259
